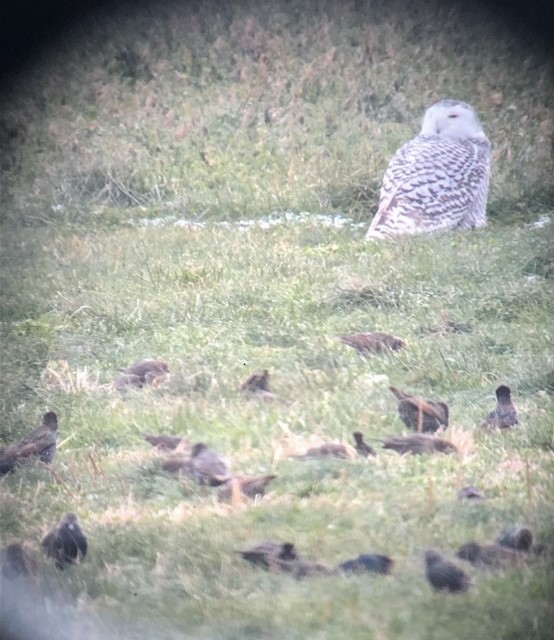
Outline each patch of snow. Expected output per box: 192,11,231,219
530,215,551,229
130,211,366,230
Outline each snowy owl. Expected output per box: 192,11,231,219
365,100,491,239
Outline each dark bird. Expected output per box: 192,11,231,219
241,369,271,393
496,525,533,552
424,549,470,593
340,332,407,355
0,411,59,474
1,543,38,580
295,443,350,459
237,540,299,569
389,386,449,432
115,359,169,390
143,434,185,451
456,542,524,567
218,475,277,502
352,432,377,457
236,541,331,578
382,434,457,455
483,385,519,429
163,442,230,487
338,553,393,575
457,485,485,500
42,513,87,570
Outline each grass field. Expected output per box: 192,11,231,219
1,1,553,639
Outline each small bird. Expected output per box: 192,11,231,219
340,332,407,355
115,359,169,390
424,549,470,593
0,411,59,474
241,369,271,393
389,386,449,432
295,443,350,459
456,542,524,567
352,432,376,457
483,385,519,429
337,553,393,575
496,525,533,552
218,475,277,502
237,541,331,579
237,540,299,569
143,434,186,451
457,485,485,500
1,543,38,580
163,442,230,487
42,513,88,570
240,369,277,401
382,434,457,455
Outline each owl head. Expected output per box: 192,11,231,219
420,100,487,141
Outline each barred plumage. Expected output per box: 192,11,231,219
366,100,491,239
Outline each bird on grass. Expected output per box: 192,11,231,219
114,359,169,390
163,442,231,487
340,332,407,355
237,541,298,569
143,434,186,451
456,542,525,568
241,369,271,393
1,543,38,580
237,541,331,579
240,369,277,400
483,385,519,429
496,525,533,552
337,553,393,575
0,411,59,475
389,386,449,432
217,474,277,502
457,485,485,500
365,100,491,239
382,434,457,455
42,513,87,570
424,549,470,593
352,432,377,457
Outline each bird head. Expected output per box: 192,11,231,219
420,100,487,141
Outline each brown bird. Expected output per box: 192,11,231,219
483,385,519,429
496,525,533,552
237,541,331,579
457,485,486,500
115,359,169,390
163,442,230,487
295,443,350,459
340,332,406,355
218,475,277,502
0,411,59,474
424,549,470,593
389,386,449,432
241,369,271,393
1,543,38,580
237,540,299,569
143,434,185,451
42,513,87,570
456,542,524,568
382,434,457,455
352,432,377,457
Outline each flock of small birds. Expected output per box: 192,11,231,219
0,342,544,598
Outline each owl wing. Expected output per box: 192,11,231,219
366,135,488,238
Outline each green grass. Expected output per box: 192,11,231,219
1,1,554,639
